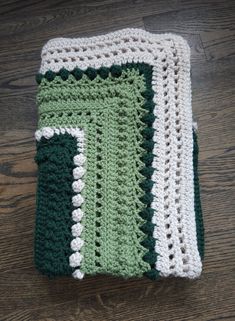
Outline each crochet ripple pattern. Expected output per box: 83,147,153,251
34,28,204,280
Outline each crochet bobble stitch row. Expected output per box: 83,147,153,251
35,28,203,279
36,65,127,84
35,127,86,279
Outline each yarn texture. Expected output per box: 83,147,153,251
34,28,204,280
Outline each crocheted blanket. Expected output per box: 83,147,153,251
34,28,204,280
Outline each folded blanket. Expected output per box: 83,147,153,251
34,28,204,280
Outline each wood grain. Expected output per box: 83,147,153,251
0,0,234,320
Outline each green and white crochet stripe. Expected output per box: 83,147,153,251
34,28,204,280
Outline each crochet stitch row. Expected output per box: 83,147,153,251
34,28,204,280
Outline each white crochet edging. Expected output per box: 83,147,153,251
151,38,202,278
35,126,86,280
38,28,202,278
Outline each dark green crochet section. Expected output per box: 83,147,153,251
34,133,77,276
193,130,204,259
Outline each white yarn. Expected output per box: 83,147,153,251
72,180,85,193
73,154,86,166
193,121,198,131
41,127,54,139
73,167,86,180
72,194,84,207
71,237,84,251
69,252,83,267
72,222,84,237
72,269,84,280
72,208,84,222
38,28,202,279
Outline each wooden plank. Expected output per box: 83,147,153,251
1,272,235,320
144,0,235,61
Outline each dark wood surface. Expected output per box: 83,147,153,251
0,1,235,320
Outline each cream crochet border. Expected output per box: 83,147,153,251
38,28,202,278
35,127,86,280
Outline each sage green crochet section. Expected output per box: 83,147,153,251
34,133,76,276
37,67,151,277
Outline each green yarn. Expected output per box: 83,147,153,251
37,71,148,127
85,67,97,80
141,140,155,152
141,153,154,166
144,269,159,280
142,127,155,139
72,67,83,80
140,208,155,220
110,65,122,77
34,133,77,276
98,67,109,79
141,222,155,234
59,68,69,80
143,251,157,265
139,193,154,205
143,101,155,112
193,130,205,259
141,89,154,100
140,166,154,178
141,236,155,249
141,113,155,125
37,64,155,278
139,179,154,191
45,70,55,82
36,73,43,84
